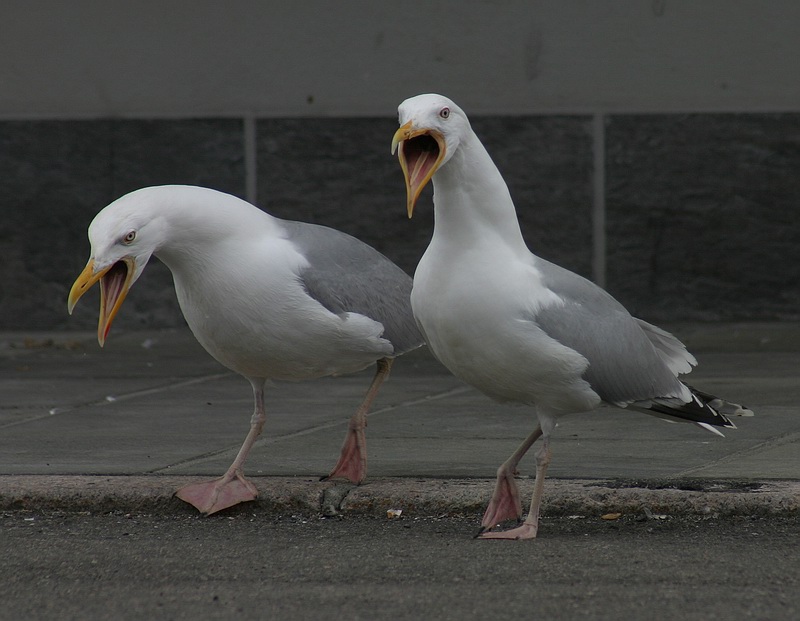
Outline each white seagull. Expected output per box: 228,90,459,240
391,94,753,540
68,185,423,515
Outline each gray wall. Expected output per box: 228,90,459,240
2,1,798,117
1,2,799,330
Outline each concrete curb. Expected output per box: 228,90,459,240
1,475,798,518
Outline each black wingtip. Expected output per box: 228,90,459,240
646,384,744,429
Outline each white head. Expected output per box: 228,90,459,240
391,94,472,218
67,185,199,345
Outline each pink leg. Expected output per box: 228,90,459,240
476,425,543,534
479,435,552,540
175,379,267,515
324,358,393,483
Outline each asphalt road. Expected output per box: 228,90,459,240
2,509,798,621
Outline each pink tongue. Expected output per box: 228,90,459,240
410,149,434,189
101,263,127,313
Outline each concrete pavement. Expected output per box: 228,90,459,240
1,323,798,517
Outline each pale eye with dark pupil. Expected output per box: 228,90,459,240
122,231,136,244
439,107,450,119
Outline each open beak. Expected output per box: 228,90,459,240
68,257,135,347
391,121,446,218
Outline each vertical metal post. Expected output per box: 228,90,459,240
243,114,258,205
592,113,606,288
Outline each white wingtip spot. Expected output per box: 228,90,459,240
696,422,726,437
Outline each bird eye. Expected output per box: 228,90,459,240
439,107,450,119
122,230,136,245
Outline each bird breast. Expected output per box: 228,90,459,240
165,240,391,381
411,249,600,413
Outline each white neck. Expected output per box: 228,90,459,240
147,187,279,271
430,131,529,257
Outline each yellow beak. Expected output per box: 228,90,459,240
391,121,446,218
68,258,135,347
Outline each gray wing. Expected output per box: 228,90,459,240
534,258,689,406
280,220,424,356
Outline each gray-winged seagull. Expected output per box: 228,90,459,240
391,94,753,540
68,185,423,515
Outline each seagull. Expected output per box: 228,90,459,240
391,94,753,540
68,185,423,515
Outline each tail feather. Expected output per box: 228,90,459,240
635,318,697,375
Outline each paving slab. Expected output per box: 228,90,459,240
1,324,798,516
